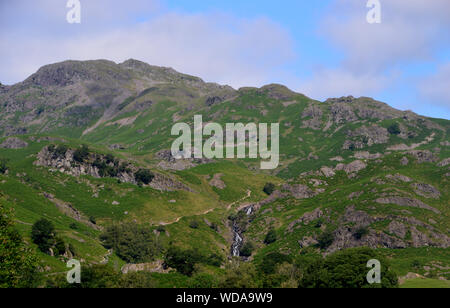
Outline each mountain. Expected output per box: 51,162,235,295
0,59,449,288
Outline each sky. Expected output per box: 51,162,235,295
0,0,449,119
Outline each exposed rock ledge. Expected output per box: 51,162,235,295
375,197,440,214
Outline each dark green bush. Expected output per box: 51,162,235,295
156,225,166,233
264,229,277,245
258,252,292,275
189,220,199,229
263,183,275,195
314,218,324,228
317,230,334,250
135,169,154,185
239,242,254,257
388,123,401,135
52,145,68,158
354,226,369,240
0,158,8,174
73,145,89,163
210,222,219,232
54,237,66,256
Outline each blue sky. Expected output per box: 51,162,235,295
0,0,449,119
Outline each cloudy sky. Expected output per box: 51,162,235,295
0,0,449,119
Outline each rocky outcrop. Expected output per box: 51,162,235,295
327,227,407,253
375,197,440,214
342,206,374,226
320,166,335,178
329,102,358,124
205,96,224,106
282,184,317,199
407,150,437,163
411,183,441,199
35,146,192,192
35,146,104,178
388,221,408,239
288,208,323,232
209,173,226,189
298,236,318,248
0,137,28,149
385,174,412,183
301,104,323,130
437,158,450,167
400,157,409,166
344,125,389,149
149,173,193,192
353,151,382,160
155,149,211,171
335,160,367,175
43,192,101,230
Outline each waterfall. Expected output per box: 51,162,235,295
231,229,243,257
230,205,254,257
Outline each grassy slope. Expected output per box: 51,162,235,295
0,87,449,287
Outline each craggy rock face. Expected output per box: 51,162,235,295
330,103,358,124
35,145,192,192
343,125,390,150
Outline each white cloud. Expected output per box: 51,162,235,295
419,62,450,109
299,68,392,101
323,0,450,73
299,0,450,116
0,2,294,88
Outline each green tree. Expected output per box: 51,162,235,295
299,247,398,288
219,261,262,288
164,247,203,276
0,202,39,288
100,223,161,263
258,252,292,275
31,218,56,253
164,247,222,276
264,228,277,245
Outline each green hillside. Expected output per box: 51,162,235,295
0,60,448,288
